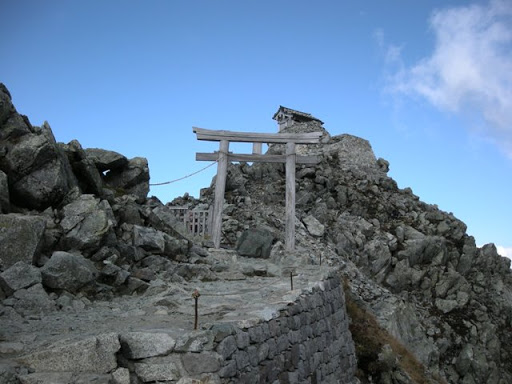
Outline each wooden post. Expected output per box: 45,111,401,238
212,140,229,248
252,142,262,154
285,142,296,252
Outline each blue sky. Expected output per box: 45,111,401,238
1,1,511,258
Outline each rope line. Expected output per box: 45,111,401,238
150,160,218,186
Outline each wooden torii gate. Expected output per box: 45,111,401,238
193,127,322,252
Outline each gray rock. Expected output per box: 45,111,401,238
398,236,447,267
236,228,275,259
84,148,128,172
456,344,474,376
323,134,380,176
120,332,176,359
216,335,237,359
74,158,104,196
0,261,42,296
41,251,98,292
1,114,33,145
0,214,46,269
0,83,15,126
133,225,165,253
163,233,189,257
181,352,221,375
12,283,56,316
4,123,77,210
10,159,74,210
174,331,215,353
18,372,112,384
17,372,74,384
111,368,130,384
0,170,9,213
60,140,104,196
302,215,325,237
435,298,458,314
174,264,218,281
99,263,130,286
104,157,149,203
59,195,112,251
134,361,180,382
18,333,120,373
364,239,392,280
0,362,22,384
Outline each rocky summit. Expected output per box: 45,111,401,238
0,83,511,384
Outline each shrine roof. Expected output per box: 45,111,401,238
272,105,324,124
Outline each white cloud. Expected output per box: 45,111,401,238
497,245,512,261
387,0,512,157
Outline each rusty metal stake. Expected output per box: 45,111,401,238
319,253,322,266
290,271,294,291
192,289,200,330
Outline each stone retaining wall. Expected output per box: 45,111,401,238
117,271,357,384
214,272,357,384
14,271,357,384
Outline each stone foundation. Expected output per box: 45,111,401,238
10,268,357,384
116,271,357,383
214,272,357,383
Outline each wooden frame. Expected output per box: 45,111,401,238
194,127,322,252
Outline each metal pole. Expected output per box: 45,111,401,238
192,289,200,330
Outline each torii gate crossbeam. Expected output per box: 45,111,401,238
193,127,322,252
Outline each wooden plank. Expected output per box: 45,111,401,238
193,127,322,144
212,140,229,248
285,142,296,252
196,152,320,165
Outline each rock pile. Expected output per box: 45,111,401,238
1,82,511,384
0,83,194,304
0,84,360,383
206,121,512,383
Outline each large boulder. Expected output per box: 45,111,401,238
236,228,275,259
12,283,56,316
60,140,104,196
120,332,176,359
133,225,165,253
84,148,128,172
18,333,120,374
41,251,98,292
0,83,31,139
1,121,77,210
59,195,113,252
0,214,46,269
104,157,149,203
0,261,42,296
302,215,325,237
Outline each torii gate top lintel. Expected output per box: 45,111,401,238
193,127,323,252
193,126,322,144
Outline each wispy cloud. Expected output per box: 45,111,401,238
497,245,512,262
385,0,512,157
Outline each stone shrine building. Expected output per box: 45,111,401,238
272,105,324,131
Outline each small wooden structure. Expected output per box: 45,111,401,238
167,206,210,237
193,127,322,251
272,106,324,132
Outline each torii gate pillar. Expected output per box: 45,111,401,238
285,142,296,252
211,140,229,249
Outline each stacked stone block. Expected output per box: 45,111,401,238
15,272,357,383
214,272,357,384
